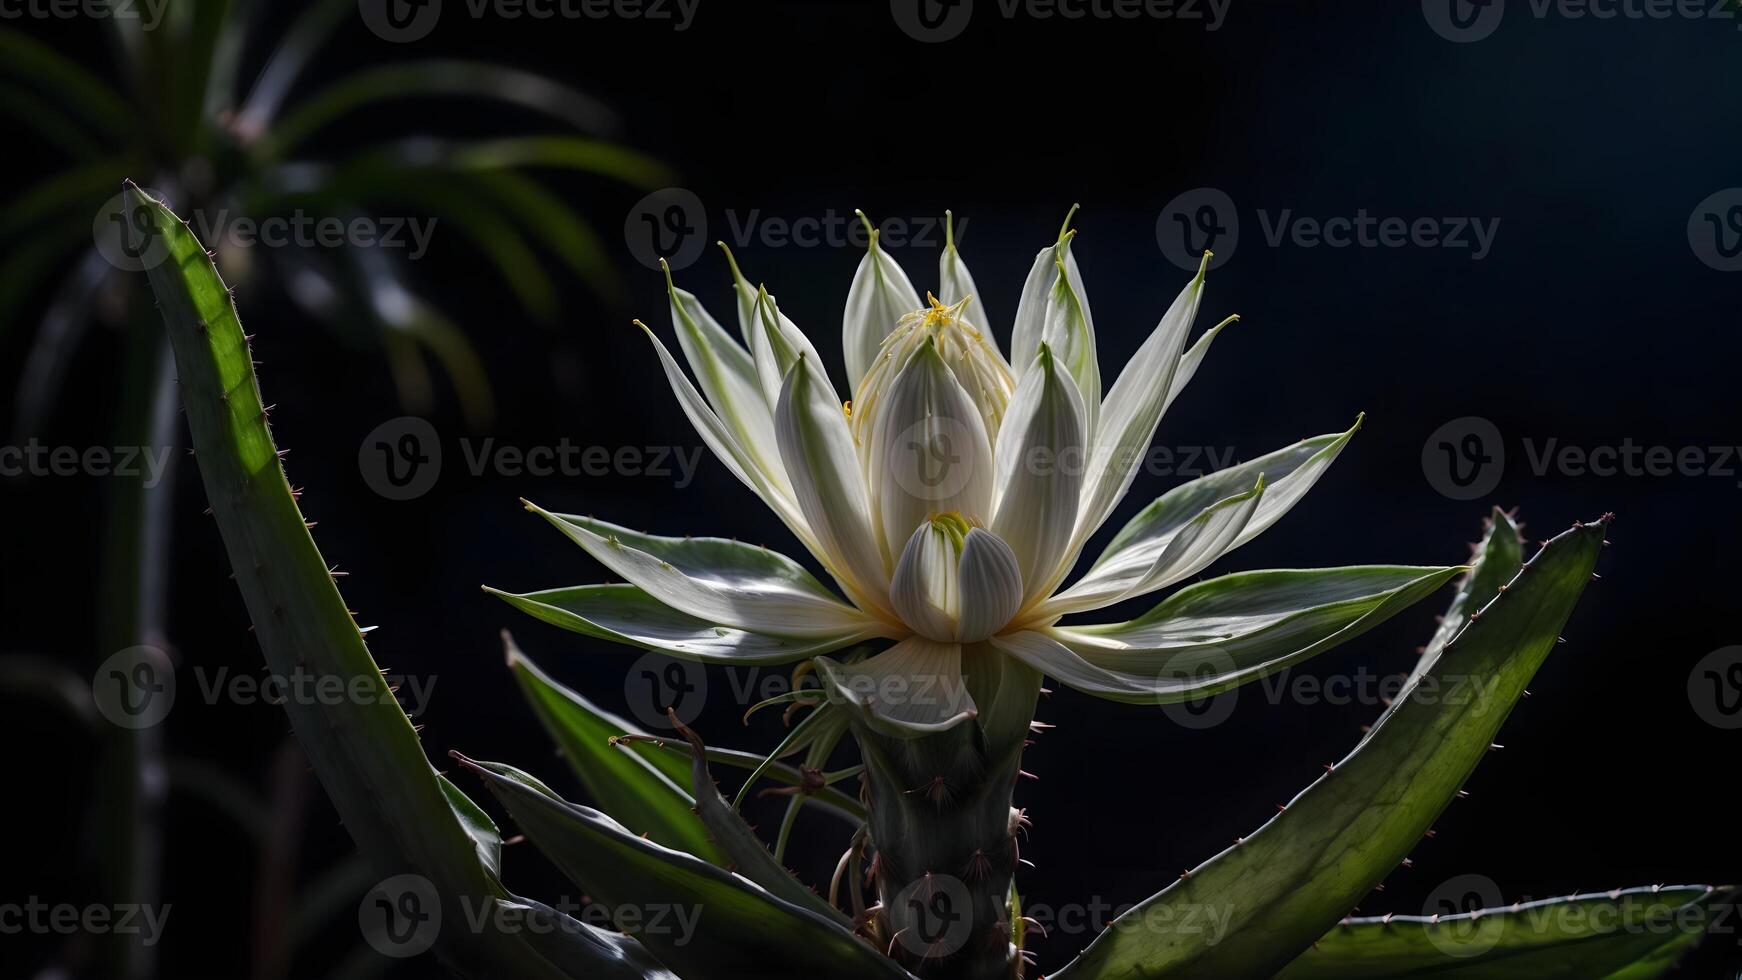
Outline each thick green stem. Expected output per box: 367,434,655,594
854,648,1043,980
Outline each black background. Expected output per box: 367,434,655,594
4,1,1739,976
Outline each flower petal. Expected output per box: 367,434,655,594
866,337,996,564
635,321,813,549
525,505,884,638
663,266,784,494
776,354,893,617
841,212,921,391
1071,419,1363,608
1040,237,1100,438
813,637,977,737
888,521,960,642
955,528,1024,642
749,286,828,413
1074,257,1213,549
1009,206,1080,374
1039,479,1263,618
487,584,874,664
991,343,1088,607
937,211,1001,359
1033,564,1465,701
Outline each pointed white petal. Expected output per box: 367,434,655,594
663,270,785,495
991,344,1087,607
1004,566,1463,702
1009,208,1081,374
489,584,875,664
842,215,921,391
636,322,814,550
1063,421,1363,614
1162,313,1238,418
814,637,977,737
866,337,996,563
717,242,764,349
955,528,1023,642
1040,238,1100,437
1039,479,1264,617
750,287,828,412
1074,260,1211,548
526,505,884,638
937,212,1001,358
776,355,892,616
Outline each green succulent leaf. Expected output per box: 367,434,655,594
505,633,723,864
1051,513,1610,979
129,183,666,980
456,756,918,980
1030,564,1465,703
1275,885,1735,979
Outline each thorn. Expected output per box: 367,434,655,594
1456,790,1470,799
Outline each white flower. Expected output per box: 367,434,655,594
507,210,1460,738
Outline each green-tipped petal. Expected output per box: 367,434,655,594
842,212,922,390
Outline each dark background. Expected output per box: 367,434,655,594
4,1,1739,976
